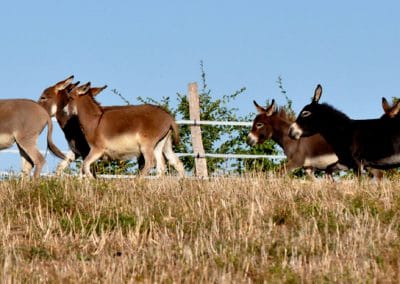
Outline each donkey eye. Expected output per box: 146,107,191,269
301,111,312,117
256,123,264,129
39,96,47,101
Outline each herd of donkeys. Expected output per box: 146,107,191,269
247,84,400,179
1,75,400,179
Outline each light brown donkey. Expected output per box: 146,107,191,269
0,99,65,177
65,82,185,178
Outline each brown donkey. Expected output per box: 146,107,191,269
40,77,137,175
39,77,181,176
0,99,65,177
247,99,339,178
64,82,184,178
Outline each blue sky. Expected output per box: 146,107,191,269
0,1,399,173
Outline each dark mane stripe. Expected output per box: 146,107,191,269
319,103,350,121
275,106,296,122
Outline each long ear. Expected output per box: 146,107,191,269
77,82,91,96
90,85,108,97
55,75,74,91
66,81,80,93
265,99,276,116
312,84,322,104
382,97,391,114
389,100,400,118
253,100,266,114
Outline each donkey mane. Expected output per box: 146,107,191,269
319,103,350,122
88,95,103,109
274,106,296,122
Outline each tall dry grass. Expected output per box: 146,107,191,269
0,174,399,283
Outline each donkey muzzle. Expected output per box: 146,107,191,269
246,133,258,146
288,123,303,140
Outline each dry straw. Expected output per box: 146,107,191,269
0,174,399,282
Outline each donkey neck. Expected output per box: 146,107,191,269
316,107,352,146
313,107,355,166
55,90,72,128
270,116,293,150
75,97,103,143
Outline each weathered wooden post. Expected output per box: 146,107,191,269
188,82,208,177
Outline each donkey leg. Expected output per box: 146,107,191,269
368,168,384,180
162,134,185,177
81,149,103,178
154,136,167,176
140,146,156,176
304,167,316,180
16,140,45,179
20,155,33,177
279,160,297,176
56,150,76,175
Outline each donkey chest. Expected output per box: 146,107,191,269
103,134,142,159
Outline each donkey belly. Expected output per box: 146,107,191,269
366,154,400,169
0,133,15,149
104,134,141,160
304,154,338,169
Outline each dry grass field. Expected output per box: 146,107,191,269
1,174,400,283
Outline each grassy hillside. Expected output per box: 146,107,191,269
1,175,400,282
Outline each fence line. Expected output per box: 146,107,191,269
177,120,253,127
0,149,284,160
52,117,253,127
27,82,283,178
5,119,282,161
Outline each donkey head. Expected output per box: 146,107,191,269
65,82,92,115
381,97,400,119
289,84,323,140
38,75,75,116
66,83,108,116
247,99,276,146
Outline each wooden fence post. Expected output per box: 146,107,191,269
188,82,208,177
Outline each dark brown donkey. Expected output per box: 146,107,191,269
247,99,339,178
381,97,400,118
289,85,400,176
0,99,65,177
39,76,94,174
64,82,185,178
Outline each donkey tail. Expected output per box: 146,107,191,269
45,116,66,160
171,120,180,145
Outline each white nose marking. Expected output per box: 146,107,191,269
50,104,57,116
289,123,303,140
247,132,258,145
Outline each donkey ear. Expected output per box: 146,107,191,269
265,99,276,116
77,82,91,96
382,97,391,114
55,75,74,91
90,85,108,97
253,100,266,114
389,100,400,118
312,84,322,104
66,81,80,93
